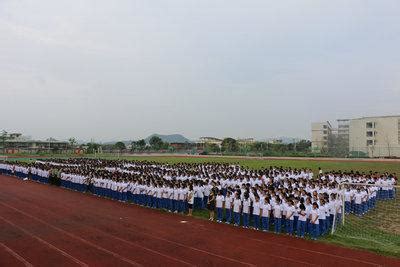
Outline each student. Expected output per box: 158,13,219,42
233,193,242,226
261,197,271,232
273,197,283,233
252,195,261,230
207,188,216,221
344,187,352,214
354,188,363,216
242,193,251,228
297,203,307,238
224,191,233,224
310,202,320,240
187,185,194,216
318,198,327,235
215,190,225,223
285,200,295,235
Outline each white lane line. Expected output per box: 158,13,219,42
0,242,34,267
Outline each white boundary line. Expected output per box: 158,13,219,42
0,242,34,267
0,216,87,267
0,202,143,267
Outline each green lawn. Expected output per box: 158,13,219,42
3,154,400,257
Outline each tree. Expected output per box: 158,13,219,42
0,130,7,153
86,142,101,154
114,142,126,152
221,138,238,152
205,143,220,153
132,139,146,151
149,136,164,150
296,140,311,152
68,137,77,148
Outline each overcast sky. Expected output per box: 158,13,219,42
0,1,399,141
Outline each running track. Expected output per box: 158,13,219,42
0,175,399,267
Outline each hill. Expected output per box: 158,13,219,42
145,134,192,144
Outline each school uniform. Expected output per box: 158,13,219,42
354,192,363,216
224,195,233,223
233,198,242,226
310,209,320,240
252,201,261,230
285,205,295,235
242,199,250,228
273,203,283,233
215,195,225,222
297,210,307,238
261,203,271,231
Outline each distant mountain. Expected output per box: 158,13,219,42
145,134,192,144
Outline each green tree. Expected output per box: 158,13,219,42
221,138,238,152
0,130,7,153
114,142,126,152
87,142,101,154
149,136,164,150
132,139,146,151
205,143,220,153
68,137,77,148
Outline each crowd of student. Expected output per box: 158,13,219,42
0,159,397,240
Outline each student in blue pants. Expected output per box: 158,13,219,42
273,197,283,233
242,194,251,228
311,202,320,240
224,191,233,224
261,197,271,231
285,200,295,235
297,204,307,238
215,190,224,222
252,196,261,230
232,194,242,226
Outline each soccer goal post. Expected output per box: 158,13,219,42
331,182,399,255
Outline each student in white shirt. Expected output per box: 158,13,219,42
242,193,251,228
285,200,295,235
273,197,283,233
215,190,225,223
187,185,195,216
261,197,271,231
310,202,320,240
297,203,307,238
233,193,242,226
252,195,261,230
224,191,233,224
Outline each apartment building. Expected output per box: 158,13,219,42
312,115,400,157
349,115,400,157
311,121,332,152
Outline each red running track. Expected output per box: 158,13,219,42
0,175,399,267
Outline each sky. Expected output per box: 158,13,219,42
0,0,399,142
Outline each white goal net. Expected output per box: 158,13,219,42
331,183,399,256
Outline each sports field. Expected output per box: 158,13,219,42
1,154,400,261
1,174,399,267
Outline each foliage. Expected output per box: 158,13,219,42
149,136,164,150
221,138,239,152
86,142,101,154
114,141,126,151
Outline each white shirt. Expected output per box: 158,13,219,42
216,195,225,208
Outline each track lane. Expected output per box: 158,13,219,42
1,175,399,267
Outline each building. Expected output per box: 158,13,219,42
312,115,400,157
349,115,400,157
337,119,350,145
311,121,333,152
198,137,223,146
237,138,255,145
0,133,70,154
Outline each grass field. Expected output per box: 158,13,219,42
3,154,400,258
